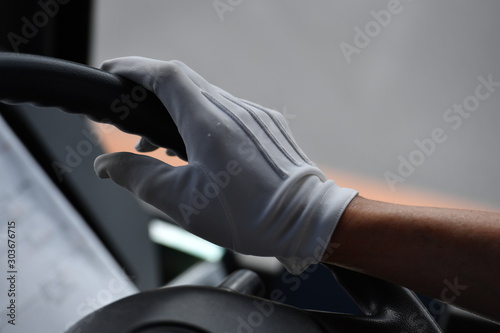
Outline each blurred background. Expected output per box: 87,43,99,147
91,0,500,210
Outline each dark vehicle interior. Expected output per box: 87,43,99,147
0,1,499,332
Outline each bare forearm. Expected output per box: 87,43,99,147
322,196,500,322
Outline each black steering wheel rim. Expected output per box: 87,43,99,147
0,52,187,159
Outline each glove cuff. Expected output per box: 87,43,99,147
277,182,358,275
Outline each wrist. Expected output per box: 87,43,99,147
321,195,372,264
278,181,357,274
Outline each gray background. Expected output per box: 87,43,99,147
90,0,500,209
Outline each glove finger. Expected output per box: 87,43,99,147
101,57,216,136
166,149,177,157
94,152,195,218
134,137,159,152
134,137,185,160
170,60,243,111
170,60,218,93
95,152,234,247
101,56,169,93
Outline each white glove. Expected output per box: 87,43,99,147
95,57,357,274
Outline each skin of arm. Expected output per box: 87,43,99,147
321,195,500,323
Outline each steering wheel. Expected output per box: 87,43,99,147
0,52,187,160
0,53,442,333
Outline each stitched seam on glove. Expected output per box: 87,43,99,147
201,90,288,179
239,99,314,166
220,93,302,167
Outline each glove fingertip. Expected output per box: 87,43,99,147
94,154,112,179
99,59,112,71
135,137,159,152
166,149,177,157
100,57,127,72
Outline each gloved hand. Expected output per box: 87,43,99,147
95,57,357,274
